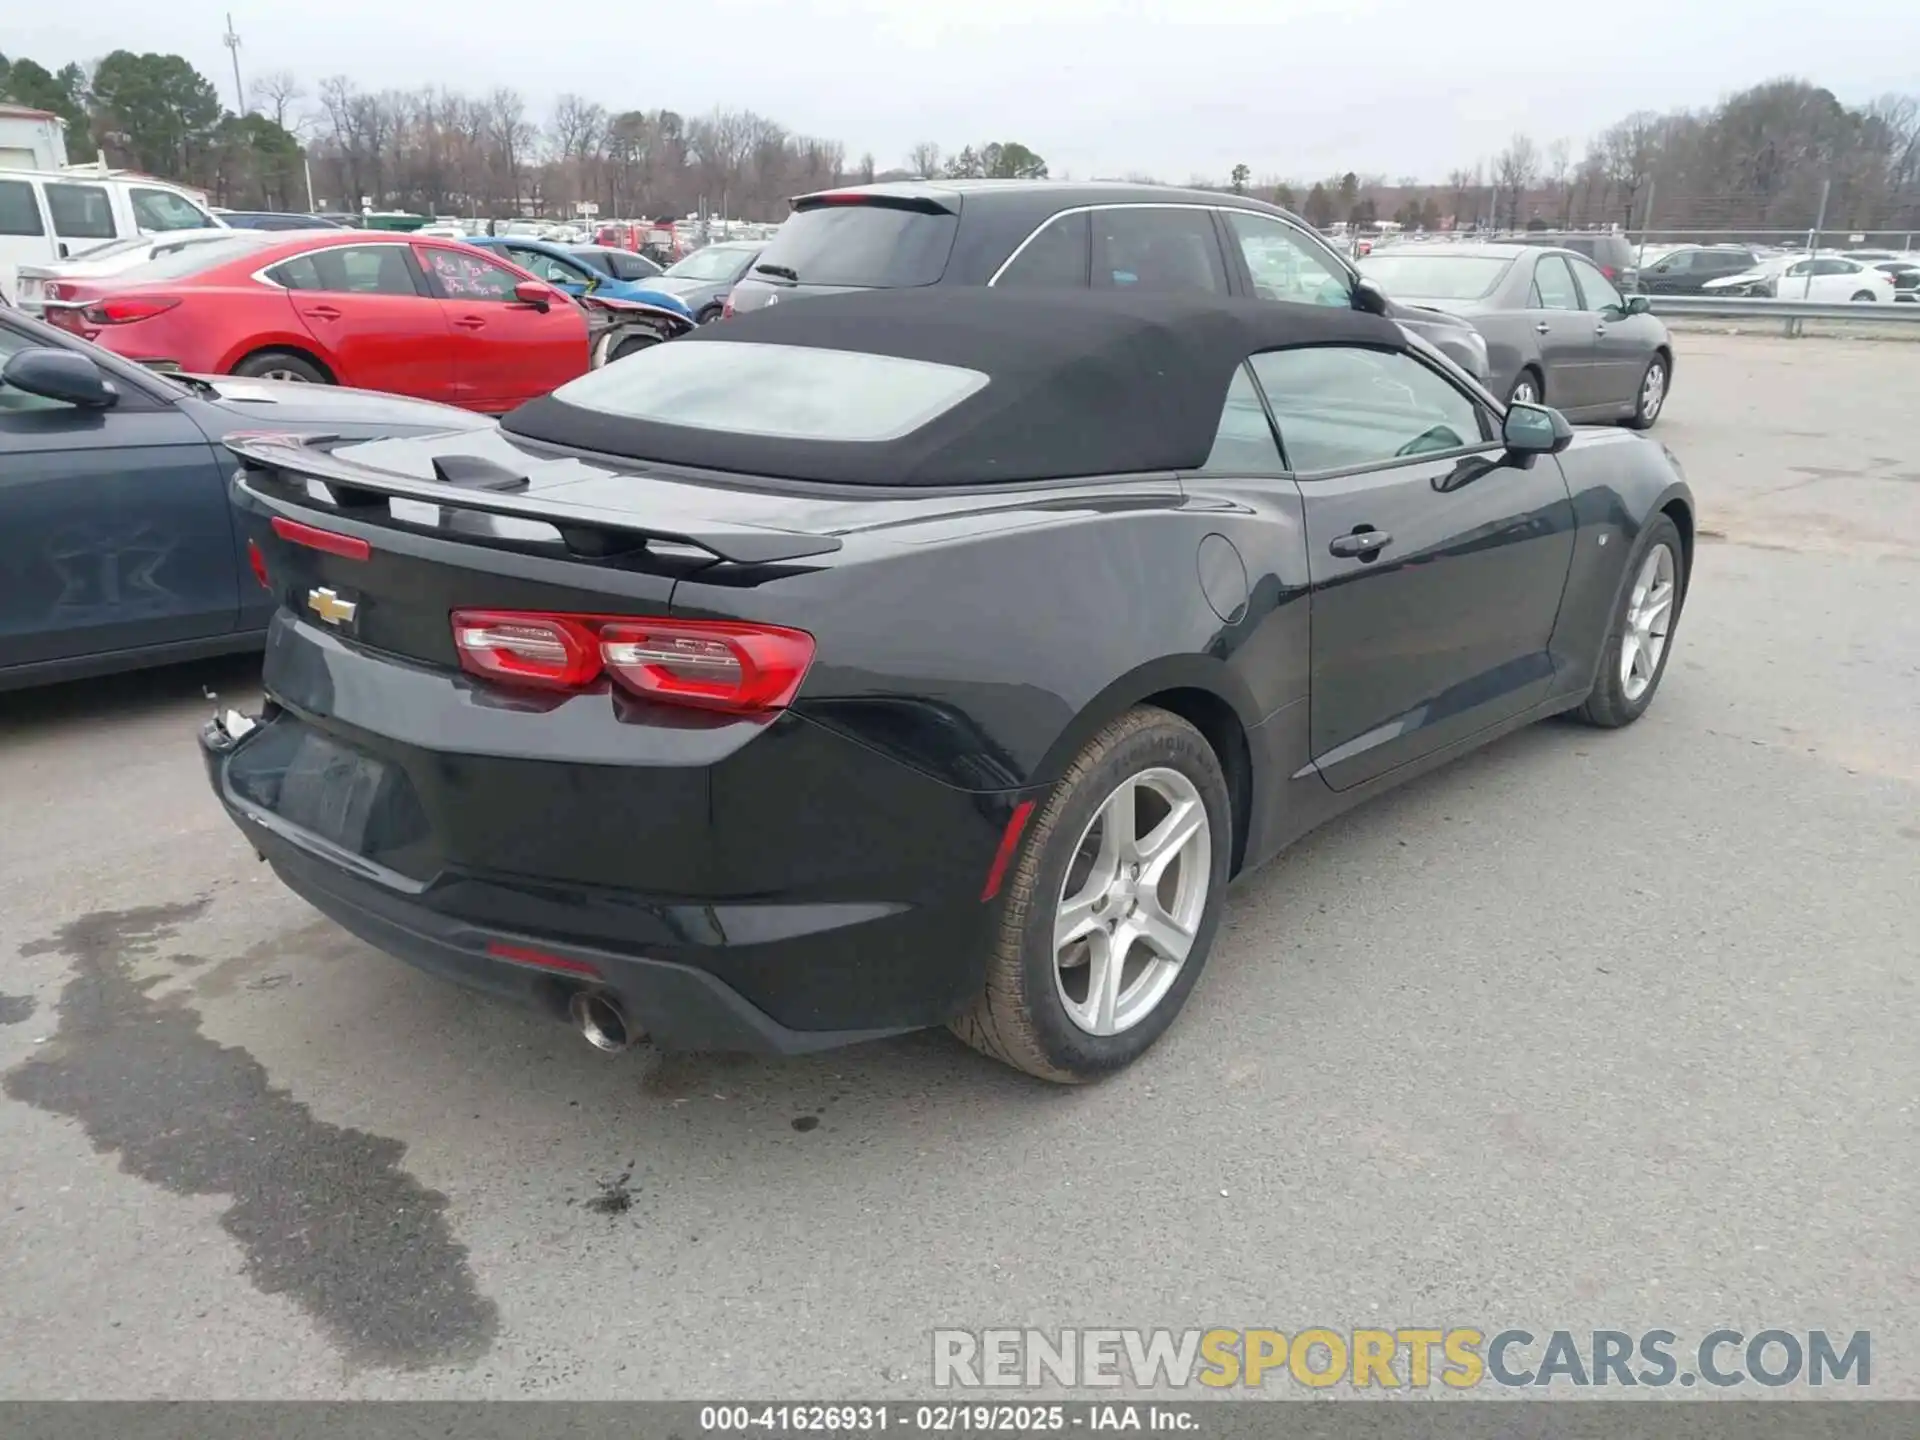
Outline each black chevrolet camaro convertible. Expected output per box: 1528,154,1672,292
203,289,1694,1082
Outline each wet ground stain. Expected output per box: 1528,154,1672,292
4,901,498,1370
585,1166,635,1216
0,994,35,1025
791,1115,820,1132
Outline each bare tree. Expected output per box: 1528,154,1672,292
250,71,305,132
1493,133,1539,229
858,151,876,184
1544,137,1573,227
908,141,942,178
488,88,535,215
1600,112,1661,228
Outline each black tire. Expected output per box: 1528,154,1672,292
1624,353,1668,430
950,707,1232,1083
1849,290,1877,303
1507,369,1544,407
695,304,723,325
609,333,660,362
1572,514,1686,728
232,350,329,385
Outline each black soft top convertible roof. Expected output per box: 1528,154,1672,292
502,288,1409,486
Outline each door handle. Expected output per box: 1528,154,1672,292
1534,322,1551,334
302,304,342,321
452,316,487,330
1329,529,1392,559
1594,323,1608,335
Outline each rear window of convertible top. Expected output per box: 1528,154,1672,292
547,340,990,442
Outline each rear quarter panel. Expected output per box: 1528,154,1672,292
666,481,1303,794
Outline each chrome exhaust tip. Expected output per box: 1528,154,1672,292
569,991,633,1054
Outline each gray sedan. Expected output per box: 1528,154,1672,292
1358,243,1672,427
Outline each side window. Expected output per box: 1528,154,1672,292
131,187,215,232
1092,208,1228,294
421,246,525,301
1784,260,1813,277
1222,210,1352,308
1658,251,1694,274
0,180,45,237
1569,256,1624,311
266,245,420,295
1815,258,1855,277
1249,346,1490,474
1532,255,1581,310
995,212,1091,288
1200,365,1284,473
43,183,117,242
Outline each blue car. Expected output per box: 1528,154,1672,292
465,237,694,320
0,305,488,689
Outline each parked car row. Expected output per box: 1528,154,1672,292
32,229,694,409
1,165,224,305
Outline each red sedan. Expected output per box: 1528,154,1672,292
41,231,590,413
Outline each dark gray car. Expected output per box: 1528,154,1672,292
0,305,489,689
1357,243,1672,427
726,181,1493,382
638,241,763,323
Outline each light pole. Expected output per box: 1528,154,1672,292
223,14,247,114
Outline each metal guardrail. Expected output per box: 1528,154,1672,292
1645,294,1920,335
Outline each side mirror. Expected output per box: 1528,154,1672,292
1624,294,1652,316
1,347,119,408
1351,277,1391,316
512,280,554,312
1503,401,1572,456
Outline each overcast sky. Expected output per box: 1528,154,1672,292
15,0,1920,182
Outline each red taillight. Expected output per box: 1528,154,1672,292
452,611,603,691
270,515,372,561
448,610,816,713
721,295,735,318
599,619,814,712
246,539,270,590
1600,265,1617,280
82,295,181,325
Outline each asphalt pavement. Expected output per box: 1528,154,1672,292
0,333,1915,1399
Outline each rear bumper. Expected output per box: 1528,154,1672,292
198,619,1033,1054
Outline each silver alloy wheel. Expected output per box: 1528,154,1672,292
1620,542,1677,702
259,368,311,383
1053,767,1211,1037
1640,360,1666,421
1510,378,1538,406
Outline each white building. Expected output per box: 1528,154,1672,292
0,103,70,171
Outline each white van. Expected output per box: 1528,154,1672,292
0,167,226,305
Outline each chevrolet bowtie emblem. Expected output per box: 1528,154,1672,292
306,587,357,626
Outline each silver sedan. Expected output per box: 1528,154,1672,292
1358,242,1673,428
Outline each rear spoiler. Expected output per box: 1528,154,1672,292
225,432,842,564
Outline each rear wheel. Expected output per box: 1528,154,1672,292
1572,515,1685,728
950,708,1231,1083
1508,370,1543,407
1850,290,1877,303
609,333,660,362
232,350,329,385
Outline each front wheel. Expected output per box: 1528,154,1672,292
1508,371,1542,407
950,708,1231,1083
1624,355,1668,430
1572,515,1686,728
608,333,660,362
